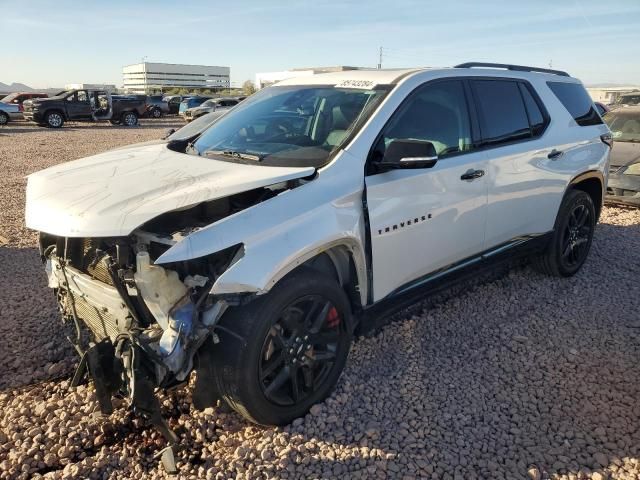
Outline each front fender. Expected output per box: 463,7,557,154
155,151,368,303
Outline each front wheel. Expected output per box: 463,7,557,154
0,112,8,125
533,189,596,277
121,111,138,126
211,268,352,425
151,107,162,118
45,111,64,128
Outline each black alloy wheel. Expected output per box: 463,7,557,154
209,267,352,425
533,189,596,277
259,295,344,406
560,202,592,269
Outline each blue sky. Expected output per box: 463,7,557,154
1,0,639,88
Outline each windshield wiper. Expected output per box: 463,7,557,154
204,150,262,161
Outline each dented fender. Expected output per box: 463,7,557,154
155,150,369,304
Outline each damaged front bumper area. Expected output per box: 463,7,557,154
40,234,241,470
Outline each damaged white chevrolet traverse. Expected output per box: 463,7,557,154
26,63,610,466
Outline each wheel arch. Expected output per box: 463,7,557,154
568,170,604,221
265,241,367,313
212,239,369,313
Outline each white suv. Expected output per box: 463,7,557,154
26,63,610,452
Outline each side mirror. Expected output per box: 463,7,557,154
378,139,438,169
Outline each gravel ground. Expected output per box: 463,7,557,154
0,120,639,480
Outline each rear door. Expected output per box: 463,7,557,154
470,78,555,248
477,79,607,249
365,79,489,301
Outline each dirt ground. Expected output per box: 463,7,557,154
0,120,639,480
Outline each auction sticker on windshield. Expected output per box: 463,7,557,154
335,79,376,89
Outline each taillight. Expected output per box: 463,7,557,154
600,133,613,148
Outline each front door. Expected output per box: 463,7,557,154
365,79,489,301
65,90,92,119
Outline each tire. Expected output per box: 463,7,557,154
532,189,595,277
121,111,138,126
0,112,8,125
45,111,64,128
211,268,352,425
151,107,162,118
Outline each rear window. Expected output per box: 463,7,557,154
547,82,602,126
471,79,531,146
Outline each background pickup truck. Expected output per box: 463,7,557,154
23,90,146,128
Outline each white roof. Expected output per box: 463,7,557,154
275,66,577,88
275,68,426,87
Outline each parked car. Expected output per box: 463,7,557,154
145,95,170,118
163,95,187,115
0,101,21,125
182,97,239,122
1,92,49,119
604,106,640,206
611,91,640,108
23,90,146,128
25,63,610,471
178,96,210,119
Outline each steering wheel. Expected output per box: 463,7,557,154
264,119,294,139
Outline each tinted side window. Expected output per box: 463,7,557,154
376,80,473,158
471,80,530,146
518,83,546,136
547,82,602,126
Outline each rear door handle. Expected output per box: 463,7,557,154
548,149,564,160
460,169,485,181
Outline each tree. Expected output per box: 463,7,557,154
242,80,257,96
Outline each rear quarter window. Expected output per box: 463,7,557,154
547,81,602,127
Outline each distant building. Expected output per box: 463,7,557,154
122,62,230,94
255,66,369,89
587,86,640,104
65,83,116,92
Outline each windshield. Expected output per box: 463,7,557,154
191,85,388,168
604,110,640,142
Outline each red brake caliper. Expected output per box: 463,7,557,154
326,306,340,328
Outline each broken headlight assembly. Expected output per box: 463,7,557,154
39,233,242,471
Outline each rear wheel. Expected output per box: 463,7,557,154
533,189,595,277
45,111,64,128
0,112,8,125
211,268,352,425
121,111,138,126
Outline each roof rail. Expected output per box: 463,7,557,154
454,62,570,77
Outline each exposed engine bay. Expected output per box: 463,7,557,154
38,185,292,471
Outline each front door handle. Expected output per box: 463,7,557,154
548,149,564,160
460,169,485,181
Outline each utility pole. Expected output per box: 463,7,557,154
378,47,383,69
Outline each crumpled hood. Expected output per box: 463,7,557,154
610,141,640,168
26,143,314,237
